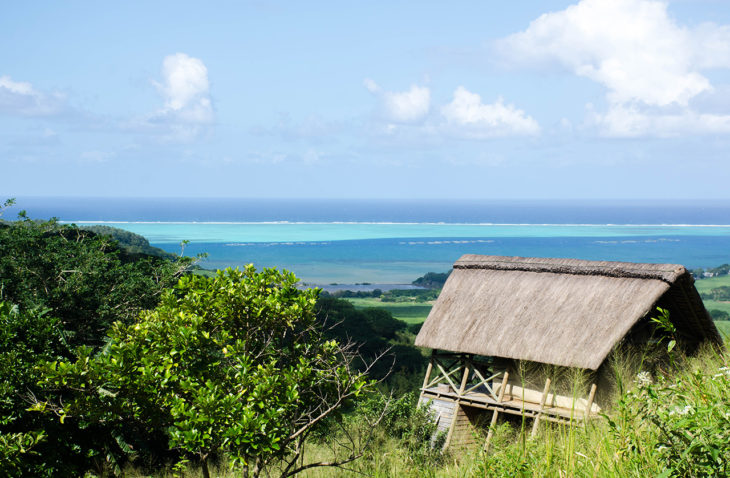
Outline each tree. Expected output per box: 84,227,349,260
0,302,63,477
0,204,197,475
0,213,193,349
41,267,386,477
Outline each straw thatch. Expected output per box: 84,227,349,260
415,255,720,370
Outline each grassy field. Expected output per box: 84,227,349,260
174,346,730,478
346,297,433,324
694,273,730,316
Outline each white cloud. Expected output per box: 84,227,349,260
365,80,430,123
384,85,430,123
498,0,730,136
592,103,730,137
0,75,65,116
441,86,540,137
134,53,214,141
363,78,380,93
155,53,213,124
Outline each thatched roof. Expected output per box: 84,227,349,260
415,255,721,370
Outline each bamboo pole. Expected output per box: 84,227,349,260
583,383,597,421
531,378,552,437
484,371,509,453
419,351,435,403
443,403,460,450
458,356,471,396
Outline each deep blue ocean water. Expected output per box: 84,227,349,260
10,197,730,284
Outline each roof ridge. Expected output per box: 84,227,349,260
453,255,685,284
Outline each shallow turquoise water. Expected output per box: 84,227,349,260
68,222,730,245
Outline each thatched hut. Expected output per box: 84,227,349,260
415,254,721,449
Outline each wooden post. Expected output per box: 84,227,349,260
583,383,597,421
419,351,435,403
443,403,460,450
530,378,552,438
458,355,471,396
484,371,509,453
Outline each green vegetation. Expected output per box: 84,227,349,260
715,321,730,339
80,225,177,260
0,202,196,476
381,288,440,302
412,271,451,289
40,268,381,477
0,202,403,477
315,297,427,387
295,348,730,478
701,286,730,301
694,273,730,316
3,199,730,477
346,297,433,324
709,309,730,321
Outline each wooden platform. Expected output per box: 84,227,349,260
421,386,590,423
417,352,599,450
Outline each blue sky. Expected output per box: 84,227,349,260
3,0,730,199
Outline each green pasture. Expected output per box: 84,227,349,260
695,274,730,316
693,273,730,293
715,320,730,340
346,297,433,324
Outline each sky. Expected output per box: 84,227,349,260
3,0,730,199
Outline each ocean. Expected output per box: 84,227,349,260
11,197,730,285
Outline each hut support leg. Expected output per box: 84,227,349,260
583,383,597,421
443,404,459,450
484,371,509,453
530,378,552,438
443,355,471,450
419,351,435,404
458,356,471,396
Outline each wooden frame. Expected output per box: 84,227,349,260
419,351,599,451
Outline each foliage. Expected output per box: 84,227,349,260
607,357,730,477
325,287,439,303
362,307,407,340
41,267,381,477
359,392,444,466
0,430,48,477
0,204,196,476
709,309,730,321
700,286,730,301
380,288,440,303
81,225,177,260
0,213,193,349
316,297,426,382
650,307,678,355
412,271,451,289
0,302,66,419
0,302,62,477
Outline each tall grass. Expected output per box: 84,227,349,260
298,345,730,477
155,345,728,477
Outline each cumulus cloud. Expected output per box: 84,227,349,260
364,79,430,123
155,53,213,124
498,0,730,136
133,53,213,141
0,75,65,116
441,86,540,137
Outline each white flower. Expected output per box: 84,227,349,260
635,371,653,387
669,405,693,416
714,367,730,379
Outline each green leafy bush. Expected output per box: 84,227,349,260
608,362,730,477
41,267,378,477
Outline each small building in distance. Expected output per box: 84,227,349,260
415,254,721,450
